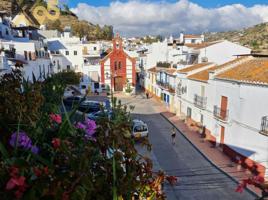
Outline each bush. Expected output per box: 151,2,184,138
0,70,176,199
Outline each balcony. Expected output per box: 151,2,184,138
176,87,182,96
194,94,207,109
213,106,229,121
156,81,175,93
260,116,268,136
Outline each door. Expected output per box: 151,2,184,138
220,126,225,146
114,77,123,91
187,107,192,118
220,96,228,120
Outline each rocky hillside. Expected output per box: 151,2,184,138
0,0,113,41
205,22,268,50
0,0,19,16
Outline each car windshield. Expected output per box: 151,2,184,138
81,101,99,106
134,125,148,132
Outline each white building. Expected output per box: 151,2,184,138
46,29,84,73
0,13,51,81
175,55,268,178
80,42,103,94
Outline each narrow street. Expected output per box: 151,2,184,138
118,93,255,200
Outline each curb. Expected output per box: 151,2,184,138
160,112,259,198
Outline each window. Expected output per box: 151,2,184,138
118,61,121,70
94,82,100,89
67,65,71,71
39,65,41,79
191,39,196,43
0,31,2,38
24,51,28,60
28,52,32,61
5,28,8,35
66,51,69,55
93,47,97,51
200,114,203,125
134,125,148,132
114,61,117,70
74,51,77,55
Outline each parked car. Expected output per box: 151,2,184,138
78,100,101,113
87,110,113,120
132,119,149,138
63,96,83,106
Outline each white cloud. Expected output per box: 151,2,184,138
71,0,268,37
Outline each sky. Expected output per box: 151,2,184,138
68,0,268,37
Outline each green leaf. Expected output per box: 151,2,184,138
0,142,9,159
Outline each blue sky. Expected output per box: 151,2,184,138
68,0,268,8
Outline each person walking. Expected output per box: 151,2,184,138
146,92,149,99
171,127,176,145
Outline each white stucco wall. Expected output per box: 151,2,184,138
198,41,251,65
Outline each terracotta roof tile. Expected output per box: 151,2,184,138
178,62,212,73
187,57,250,82
184,34,202,39
187,66,217,82
148,67,157,73
216,58,268,84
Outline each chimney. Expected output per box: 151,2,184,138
180,32,184,43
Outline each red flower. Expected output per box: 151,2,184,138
33,167,42,177
9,167,19,178
62,192,70,200
52,138,61,149
166,176,178,185
43,166,49,175
235,184,244,193
50,114,62,124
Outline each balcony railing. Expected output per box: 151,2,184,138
260,116,268,136
213,106,229,121
194,94,207,109
176,87,182,96
156,81,175,93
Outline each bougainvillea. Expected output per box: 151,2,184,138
0,70,176,199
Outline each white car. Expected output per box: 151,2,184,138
132,119,149,138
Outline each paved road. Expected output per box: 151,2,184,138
119,93,255,200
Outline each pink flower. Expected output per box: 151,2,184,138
6,176,26,190
50,114,62,124
76,119,97,140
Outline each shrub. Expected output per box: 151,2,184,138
0,70,176,199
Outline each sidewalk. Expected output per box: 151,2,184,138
149,98,262,197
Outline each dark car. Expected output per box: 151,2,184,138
78,100,101,113
63,96,83,106
87,110,113,120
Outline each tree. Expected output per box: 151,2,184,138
72,21,91,40
46,19,63,32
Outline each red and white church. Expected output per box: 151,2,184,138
100,35,136,91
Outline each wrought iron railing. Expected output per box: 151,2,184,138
260,116,268,136
213,106,229,121
156,81,175,93
194,94,207,109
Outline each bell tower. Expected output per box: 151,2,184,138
112,33,123,51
